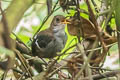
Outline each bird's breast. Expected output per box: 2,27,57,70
53,30,67,49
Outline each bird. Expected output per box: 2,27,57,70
32,15,68,58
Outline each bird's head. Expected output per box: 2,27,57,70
50,15,70,31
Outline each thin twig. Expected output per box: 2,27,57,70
74,43,92,80
18,71,27,80
102,8,113,30
86,0,108,64
12,32,31,51
87,42,117,52
14,49,33,80
81,70,120,80
67,63,114,71
91,0,99,13
97,9,110,17
67,42,117,54
59,43,77,56
23,54,47,65
47,64,66,78
46,44,77,79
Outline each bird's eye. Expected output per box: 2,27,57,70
56,18,60,22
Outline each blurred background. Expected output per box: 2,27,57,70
1,0,119,76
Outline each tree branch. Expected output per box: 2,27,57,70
0,0,34,32
115,0,120,64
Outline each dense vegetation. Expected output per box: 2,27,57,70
0,0,120,80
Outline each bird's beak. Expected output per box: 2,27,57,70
61,19,71,24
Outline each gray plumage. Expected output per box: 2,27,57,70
32,15,67,58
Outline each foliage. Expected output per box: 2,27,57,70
0,0,120,80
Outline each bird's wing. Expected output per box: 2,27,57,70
34,33,53,48
32,29,57,58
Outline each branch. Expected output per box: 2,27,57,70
0,0,34,32
114,0,120,64
81,70,120,80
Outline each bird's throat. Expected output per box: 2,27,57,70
53,27,65,38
